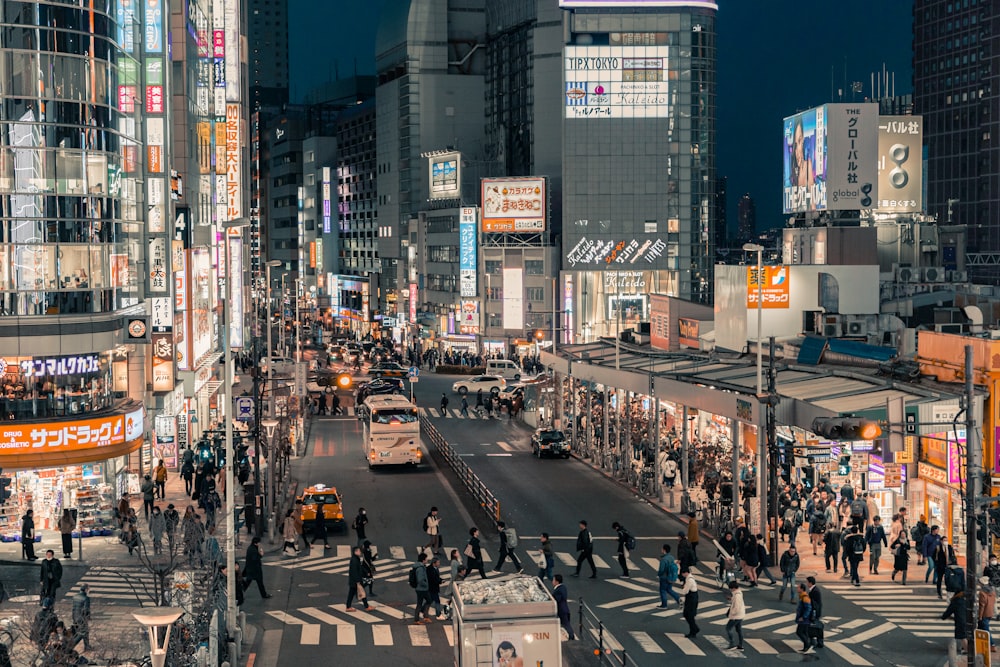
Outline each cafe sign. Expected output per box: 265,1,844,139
10,354,102,377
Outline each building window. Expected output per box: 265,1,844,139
526,287,544,302
485,260,502,274
487,287,502,301
525,260,545,275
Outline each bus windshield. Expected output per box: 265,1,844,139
371,408,418,425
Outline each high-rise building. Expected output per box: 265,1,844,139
738,193,756,243
715,176,728,249
561,0,718,341
248,0,290,108
913,0,1000,274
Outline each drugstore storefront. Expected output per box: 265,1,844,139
0,402,144,538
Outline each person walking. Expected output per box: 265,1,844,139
846,526,866,587
293,502,308,552
656,544,682,608
823,524,841,573
778,544,800,603
933,536,957,599
553,574,576,641
352,507,368,548
679,568,700,638
58,509,76,560
423,507,442,555
181,457,195,497
427,557,445,619
866,515,888,574
572,520,597,578
725,580,745,651
39,550,63,603
362,541,378,598
941,589,969,654
71,584,92,651
912,515,930,566
282,510,299,555
494,521,523,573
182,506,205,567
922,525,941,583
22,509,37,560
311,502,331,549
891,535,910,584
149,506,166,555
465,527,487,579
806,575,824,648
346,546,371,612
612,522,630,578
140,475,155,521
411,552,432,623
242,537,272,599
740,534,759,587
460,396,469,417
154,460,168,500
538,533,554,581
677,532,696,572
795,583,815,653
755,533,778,585
439,393,449,417
686,512,700,561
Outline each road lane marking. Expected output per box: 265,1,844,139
300,624,321,645
336,545,351,558
443,624,455,646
838,618,869,629
496,441,513,451
849,621,896,643
408,624,432,646
336,624,356,645
486,453,513,457
372,624,393,645
300,607,347,625
827,641,874,665
745,638,777,654
711,608,779,626
706,634,747,657
628,631,664,653
664,632,705,655
266,611,305,624
390,546,408,559
597,595,658,609
606,578,654,593
588,626,622,651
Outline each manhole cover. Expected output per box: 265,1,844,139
298,583,320,588
307,592,330,598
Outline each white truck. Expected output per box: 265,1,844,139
452,575,562,667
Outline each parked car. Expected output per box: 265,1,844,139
369,361,407,378
452,375,505,396
355,377,404,403
531,428,571,459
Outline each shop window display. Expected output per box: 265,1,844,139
0,467,114,540
0,352,115,420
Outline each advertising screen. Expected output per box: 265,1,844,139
502,268,524,330
565,45,670,119
189,248,212,365
876,115,923,213
783,103,878,213
481,177,546,233
228,237,244,349
429,152,461,200
459,207,478,297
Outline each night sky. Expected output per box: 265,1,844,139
289,0,914,236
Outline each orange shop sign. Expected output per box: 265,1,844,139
746,265,790,309
0,408,144,456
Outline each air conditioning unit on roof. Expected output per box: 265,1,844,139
896,267,919,283
923,267,945,282
949,270,968,282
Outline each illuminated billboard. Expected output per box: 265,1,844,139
429,152,461,200
783,103,879,213
746,265,790,309
459,207,478,297
226,104,242,219
565,45,670,119
560,0,717,6
190,248,212,365
502,268,524,330
481,177,546,233
876,115,923,213
228,237,244,349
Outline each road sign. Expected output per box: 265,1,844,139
975,629,991,667
235,397,254,422
408,366,419,379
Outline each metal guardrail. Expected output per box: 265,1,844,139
420,416,502,524
577,600,641,667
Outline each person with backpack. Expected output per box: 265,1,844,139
410,552,431,623
493,521,523,573
784,501,803,546
778,544,800,603
846,526,866,587
352,507,368,548
656,544,682,608
612,522,633,578
922,525,942,584
865,515,888,575
941,588,969,654
809,503,827,556
822,524,841,573
755,533,778,584
934,535,957,599
839,481,855,504
912,516,930,566
423,507,442,555
849,495,868,531
572,520,597,579
795,583,815,654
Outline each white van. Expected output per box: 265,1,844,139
485,359,523,380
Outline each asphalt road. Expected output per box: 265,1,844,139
245,367,965,667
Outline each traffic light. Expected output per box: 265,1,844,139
838,455,852,476
977,514,989,547
336,372,353,390
811,417,882,441
534,329,544,341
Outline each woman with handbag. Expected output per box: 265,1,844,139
362,541,377,597
346,546,371,611
465,527,487,579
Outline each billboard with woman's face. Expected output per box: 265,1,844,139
782,107,825,213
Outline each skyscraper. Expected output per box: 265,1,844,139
249,0,290,108
738,193,756,243
913,0,1000,273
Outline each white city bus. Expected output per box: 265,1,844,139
361,394,422,467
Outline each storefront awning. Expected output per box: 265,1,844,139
0,437,143,470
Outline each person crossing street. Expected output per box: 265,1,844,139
778,544,800,603
439,393,449,417
679,568,700,638
846,526,866,587
865,515,887,574
572,520,597,578
725,580,745,651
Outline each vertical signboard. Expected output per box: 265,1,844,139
876,115,923,213
226,104,242,219
459,207,478,297
409,283,418,325
502,268,524,330
229,237,244,349
322,166,332,234
143,0,163,53
174,243,191,371
153,415,178,469
224,0,240,102
152,293,175,392
148,237,168,293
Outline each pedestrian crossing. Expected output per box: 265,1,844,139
267,544,493,578
266,603,456,647
823,582,955,640
62,565,161,607
317,406,515,421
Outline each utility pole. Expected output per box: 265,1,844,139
964,344,979,667
767,337,780,559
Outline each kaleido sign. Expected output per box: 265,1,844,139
566,236,667,268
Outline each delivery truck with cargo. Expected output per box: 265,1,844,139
452,574,562,667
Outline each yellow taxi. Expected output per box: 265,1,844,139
297,483,346,534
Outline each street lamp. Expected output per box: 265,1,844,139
264,261,281,419
742,243,765,396
222,217,249,634
132,607,183,667
262,418,280,541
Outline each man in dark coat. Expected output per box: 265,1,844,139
242,537,271,598
346,546,370,611
806,575,824,648
39,549,62,602
553,574,576,640
21,510,37,560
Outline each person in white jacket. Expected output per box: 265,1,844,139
725,580,745,650
679,568,700,638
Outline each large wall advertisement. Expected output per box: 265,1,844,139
783,103,879,214
429,152,461,200
226,104,242,220
502,268,524,330
876,115,923,213
189,248,212,365
564,43,670,119
459,207,478,297
228,237,244,349
481,178,546,233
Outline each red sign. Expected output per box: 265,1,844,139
145,85,164,113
